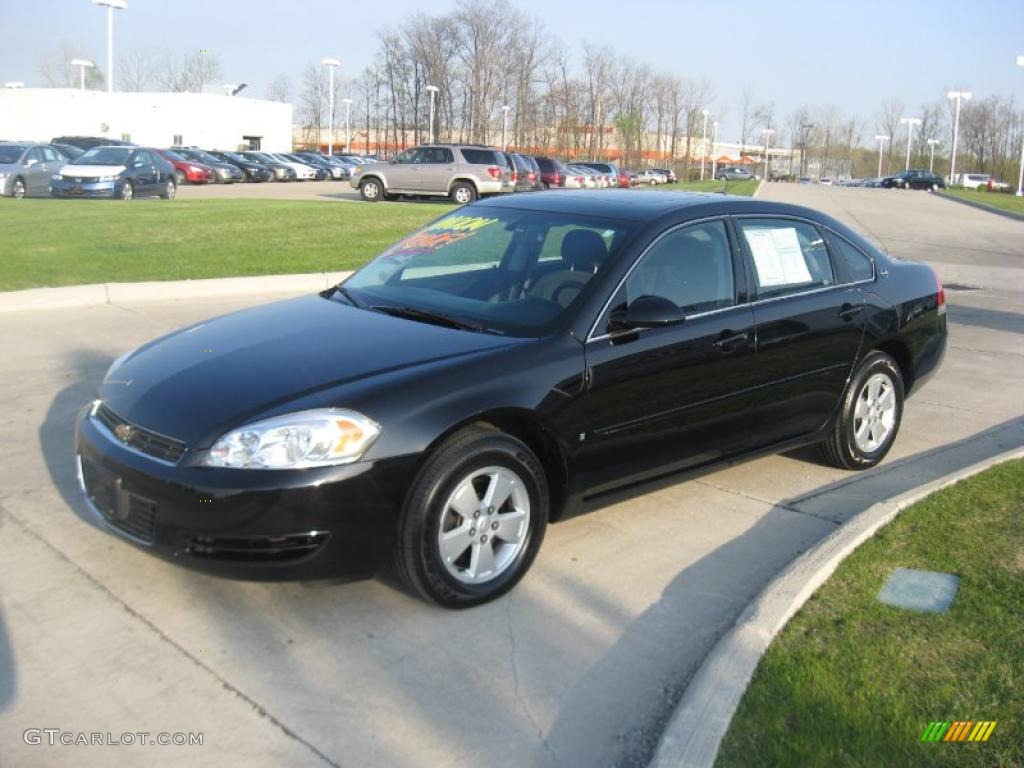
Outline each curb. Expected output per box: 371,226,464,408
751,180,763,198
932,190,1024,222
649,445,1024,768
0,271,353,313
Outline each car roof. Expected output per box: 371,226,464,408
474,189,819,223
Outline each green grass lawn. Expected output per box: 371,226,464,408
0,199,449,291
716,459,1024,768
637,178,759,196
940,188,1024,216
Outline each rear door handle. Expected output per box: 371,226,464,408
838,303,864,321
713,331,750,352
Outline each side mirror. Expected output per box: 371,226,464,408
608,295,685,331
24,158,36,167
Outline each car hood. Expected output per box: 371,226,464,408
98,294,522,446
61,164,126,176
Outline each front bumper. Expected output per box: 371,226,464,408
51,179,117,198
74,405,418,580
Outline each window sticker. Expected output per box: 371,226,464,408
745,227,813,287
382,216,499,260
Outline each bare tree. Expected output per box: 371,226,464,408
738,86,754,149
875,99,905,173
265,74,292,103
298,62,326,146
37,42,105,89
155,51,222,92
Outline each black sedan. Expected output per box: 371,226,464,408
881,169,945,190
75,192,946,606
206,150,274,183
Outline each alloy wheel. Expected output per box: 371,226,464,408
12,178,25,199
853,372,896,453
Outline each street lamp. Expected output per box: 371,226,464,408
1016,55,1024,197
700,109,709,180
321,57,341,155
71,59,94,90
425,85,439,144
710,120,719,180
92,0,126,93
342,98,352,153
874,135,889,178
500,105,511,150
900,117,921,171
927,138,940,174
946,90,970,185
761,128,774,181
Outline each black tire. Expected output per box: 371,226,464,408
174,169,185,186
11,177,26,199
160,179,176,200
395,425,549,608
450,181,477,205
820,351,904,470
360,177,382,202
120,181,134,201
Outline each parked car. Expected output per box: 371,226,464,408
295,152,349,180
205,150,274,182
52,143,86,161
155,149,215,185
575,161,622,183
239,151,298,182
956,173,990,189
636,170,667,186
534,156,568,188
798,176,813,184
0,142,68,198
568,165,598,189
563,169,587,189
716,166,754,181
259,153,316,181
508,153,536,192
650,168,678,184
350,144,508,203
51,145,176,200
75,191,947,606
881,169,945,190
819,177,833,186
172,148,244,184
51,136,134,151
616,169,633,188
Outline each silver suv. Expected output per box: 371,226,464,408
350,145,510,204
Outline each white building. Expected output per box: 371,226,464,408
0,88,293,151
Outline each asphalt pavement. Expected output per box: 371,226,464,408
0,185,1021,768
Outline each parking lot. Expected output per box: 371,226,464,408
1,185,1021,767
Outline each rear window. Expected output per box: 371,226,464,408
461,148,501,165
535,157,554,172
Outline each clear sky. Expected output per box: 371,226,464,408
2,0,1021,143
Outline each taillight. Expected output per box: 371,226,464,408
486,166,501,180
512,171,519,182
933,269,946,315
553,174,561,183
528,172,536,181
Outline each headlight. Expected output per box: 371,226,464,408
353,166,363,174
189,165,204,173
51,173,62,180
203,409,380,469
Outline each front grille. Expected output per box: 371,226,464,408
187,532,329,563
94,403,187,463
80,458,157,543
73,176,98,183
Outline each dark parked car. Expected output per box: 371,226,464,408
507,152,537,192
75,191,946,606
716,166,753,181
881,169,945,190
51,146,176,200
239,151,298,182
205,150,273,182
53,143,86,161
51,136,134,151
534,156,569,188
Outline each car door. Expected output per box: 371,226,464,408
734,216,866,445
387,148,423,190
415,147,454,193
582,218,759,494
23,147,49,195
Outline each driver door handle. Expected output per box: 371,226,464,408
713,331,750,351
838,303,863,321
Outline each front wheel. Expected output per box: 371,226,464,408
160,179,176,200
450,181,477,205
120,181,134,201
359,178,382,201
395,426,548,607
175,169,185,186
11,177,26,199
820,351,904,470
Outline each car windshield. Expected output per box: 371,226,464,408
187,150,220,164
78,147,132,165
222,152,247,162
161,149,186,162
341,207,637,337
0,146,26,163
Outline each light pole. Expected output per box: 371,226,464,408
900,117,921,171
946,90,970,185
762,128,774,181
500,105,511,150
874,135,889,178
342,98,352,152
927,138,940,174
711,120,719,180
71,59,94,90
425,85,439,144
92,0,126,93
1016,55,1023,197
700,109,709,180
321,57,341,155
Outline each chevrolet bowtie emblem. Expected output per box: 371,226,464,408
114,423,133,442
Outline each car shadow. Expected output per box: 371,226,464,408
543,414,1024,767
947,303,1024,335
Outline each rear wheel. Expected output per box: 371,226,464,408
11,177,26,199
120,181,134,201
160,179,176,200
175,169,185,186
450,181,477,205
395,426,548,607
360,178,382,201
820,351,904,470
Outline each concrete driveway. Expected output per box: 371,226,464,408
0,186,1021,767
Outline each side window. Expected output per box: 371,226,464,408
829,234,874,283
41,147,60,162
394,149,418,164
26,147,44,164
625,220,735,314
737,218,834,298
